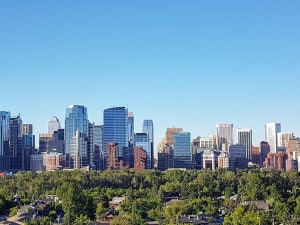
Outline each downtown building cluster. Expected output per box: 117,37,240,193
0,106,154,172
157,123,300,171
1,107,299,173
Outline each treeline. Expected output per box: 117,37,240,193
0,169,300,224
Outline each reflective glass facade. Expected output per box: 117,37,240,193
103,107,128,161
173,132,191,169
134,132,151,169
65,105,88,168
142,120,154,169
0,111,10,171
128,112,134,142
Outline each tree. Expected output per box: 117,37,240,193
74,214,90,225
96,202,106,219
110,213,146,225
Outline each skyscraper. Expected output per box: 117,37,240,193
236,128,252,161
22,124,33,135
143,120,154,169
173,132,191,169
9,115,23,170
128,112,135,169
265,122,281,153
216,124,233,149
0,111,10,171
166,128,183,145
103,107,128,168
134,132,151,169
22,131,35,170
48,116,61,134
128,112,134,143
65,105,89,169
277,132,294,147
88,123,103,170
260,141,270,165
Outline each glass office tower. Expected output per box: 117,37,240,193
9,115,23,170
134,132,150,169
103,107,128,168
0,111,10,171
65,105,89,169
173,132,191,169
143,120,154,169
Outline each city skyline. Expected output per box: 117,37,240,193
1,1,299,154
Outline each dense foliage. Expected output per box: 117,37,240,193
0,169,300,224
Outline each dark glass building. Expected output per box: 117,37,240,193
173,132,191,169
9,115,23,170
0,111,10,171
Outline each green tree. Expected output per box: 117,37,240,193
96,202,106,219
110,213,146,225
74,214,90,225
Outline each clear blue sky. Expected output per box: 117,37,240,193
1,1,300,155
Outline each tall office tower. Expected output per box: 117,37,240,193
9,115,23,170
22,124,33,135
216,124,233,150
166,128,183,145
128,112,134,142
103,107,128,168
236,128,252,161
22,132,35,170
134,132,151,169
48,116,61,134
93,125,103,170
0,111,10,171
143,120,154,169
88,123,103,170
277,132,294,147
265,122,281,153
157,144,173,171
40,127,64,154
65,105,89,169
260,141,270,165
128,113,135,168
173,132,191,169
228,144,248,169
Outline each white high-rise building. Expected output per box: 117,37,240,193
216,123,233,150
48,116,61,134
265,122,281,153
277,132,294,147
236,128,252,161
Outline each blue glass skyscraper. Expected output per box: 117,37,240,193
128,112,134,143
173,132,191,169
143,120,154,169
134,132,150,169
0,111,10,171
65,105,89,169
103,107,128,168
